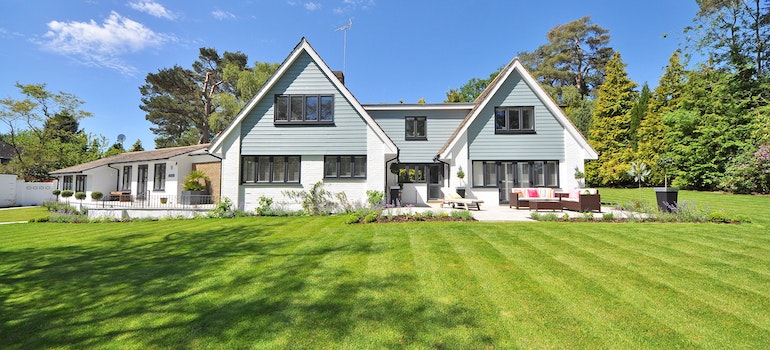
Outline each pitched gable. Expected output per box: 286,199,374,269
209,38,397,155
438,58,597,160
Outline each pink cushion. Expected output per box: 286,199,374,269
569,189,580,200
527,189,539,198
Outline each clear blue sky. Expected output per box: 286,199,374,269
0,0,699,150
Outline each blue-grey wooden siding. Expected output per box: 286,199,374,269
468,71,564,160
369,109,466,163
240,52,367,155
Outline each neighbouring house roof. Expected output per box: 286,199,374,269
0,140,15,161
50,143,211,175
209,37,398,155
437,57,598,160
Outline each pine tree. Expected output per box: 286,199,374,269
586,52,638,185
636,50,686,185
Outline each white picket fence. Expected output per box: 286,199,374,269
0,174,56,207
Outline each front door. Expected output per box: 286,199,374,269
137,165,148,199
427,164,443,201
498,162,531,203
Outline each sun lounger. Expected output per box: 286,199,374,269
440,188,484,210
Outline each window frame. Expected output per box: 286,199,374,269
471,160,559,188
153,163,166,191
75,175,86,192
324,156,367,179
494,106,535,134
405,116,427,141
240,156,301,184
122,166,132,191
274,94,334,125
394,163,428,183
62,175,73,191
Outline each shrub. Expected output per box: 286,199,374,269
91,191,103,201
602,212,615,221
283,181,337,216
706,210,731,223
366,190,385,209
52,189,61,200
209,197,235,218
344,213,362,224
75,192,87,201
61,190,74,201
182,170,209,192
364,212,378,223
450,210,474,221
256,196,273,216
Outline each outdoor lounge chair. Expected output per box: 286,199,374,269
440,187,484,210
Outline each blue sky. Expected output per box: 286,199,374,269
0,0,699,150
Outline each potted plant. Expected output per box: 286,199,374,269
389,162,402,205
75,191,87,210
456,166,466,198
160,197,168,204
61,190,74,204
52,189,61,201
91,191,103,202
181,170,210,205
627,161,651,201
654,156,678,212
573,166,585,189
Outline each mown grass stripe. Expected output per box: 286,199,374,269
537,224,770,347
478,223,690,349
440,223,613,349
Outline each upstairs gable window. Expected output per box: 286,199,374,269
405,116,427,140
494,106,535,134
275,94,334,125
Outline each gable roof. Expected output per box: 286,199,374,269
437,58,598,160
209,37,398,155
50,143,211,175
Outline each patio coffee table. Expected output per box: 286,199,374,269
530,198,562,211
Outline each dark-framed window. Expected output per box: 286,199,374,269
153,163,166,191
275,94,334,124
75,175,86,192
394,164,427,183
62,175,73,191
241,156,301,184
324,156,366,179
472,160,558,188
494,106,535,134
405,116,427,140
122,166,132,191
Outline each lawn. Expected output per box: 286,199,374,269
1,190,769,348
0,206,48,223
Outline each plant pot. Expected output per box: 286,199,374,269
182,190,209,205
389,186,401,206
456,187,466,198
654,187,679,212
160,197,168,204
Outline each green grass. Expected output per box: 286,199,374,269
0,206,48,223
1,190,769,348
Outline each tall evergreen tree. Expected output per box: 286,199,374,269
636,51,687,185
628,83,651,151
586,52,639,186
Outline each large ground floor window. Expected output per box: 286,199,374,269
472,160,559,188
241,156,301,184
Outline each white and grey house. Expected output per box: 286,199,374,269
208,37,597,211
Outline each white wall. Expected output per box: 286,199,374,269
562,130,585,190
0,174,16,207
219,130,242,209
16,180,56,206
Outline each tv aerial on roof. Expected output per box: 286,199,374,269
117,134,126,144
334,18,353,76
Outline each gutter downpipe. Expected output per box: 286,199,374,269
107,164,120,190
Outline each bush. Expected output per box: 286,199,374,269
602,213,615,221
256,196,273,216
209,197,235,218
61,190,74,200
450,210,474,221
364,212,378,223
52,189,61,199
344,213,362,224
366,190,385,209
182,170,209,192
283,181,337,216
74,192,87,201
91,191,104,201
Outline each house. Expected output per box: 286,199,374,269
50,144,219,203
210,37,597,211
